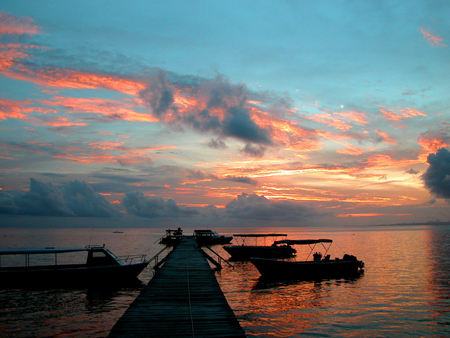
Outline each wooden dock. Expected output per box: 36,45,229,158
108,237,246,337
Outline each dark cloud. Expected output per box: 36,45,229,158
92,173,148,183
225,193,322,221
139,70,175,118
205,138,227,149
89,181,164,194
242,143,267,157
186,169,218,180
185,170,256,185
0,178,120,217
422,148,450,199
222,106,272,144
40,173,67,178
122,192,198,218
405,168,419,175
140,71,274,149
223,176,258,186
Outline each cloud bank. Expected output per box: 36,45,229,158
224,193,323,221
0,178,121,217
122,191,199,218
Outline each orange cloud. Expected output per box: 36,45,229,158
11,68,146,95
375,130,397,145
335,143,365,156
303,111,353,131
302,110,369,132
52,153,152,164
0,41,146,95
366,154,420,170
0,98,30,120
0,11,40,36
417,126,450,162
40,97,159,122
379,106,427,122
337,213,411,217
420,27,447,47
251,109,322,152
35,116,88,128
0,43,45,72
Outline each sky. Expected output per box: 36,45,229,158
1,0,450,228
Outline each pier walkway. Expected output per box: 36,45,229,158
108,237,246,337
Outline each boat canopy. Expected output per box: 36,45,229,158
0,246,101,255
232,233,287,237
274,239,333,245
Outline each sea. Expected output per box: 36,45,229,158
1,224,449,337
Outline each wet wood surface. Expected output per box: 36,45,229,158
108,237,246,337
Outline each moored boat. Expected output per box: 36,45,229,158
250,239,364,279
193,229,233,246
0,245,149,287
223,234,297,260
159,228,183,245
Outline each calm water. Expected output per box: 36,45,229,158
1,225,449,337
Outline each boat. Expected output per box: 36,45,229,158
0,245,149,287
223,234,297,260
250,239,364,280
193,229,233,246
159,228,183,245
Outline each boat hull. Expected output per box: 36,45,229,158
0,262,149,287
250,257,363,280
224,245,296,260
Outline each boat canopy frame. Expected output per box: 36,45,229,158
273,239,334,262
0,245,147,268
231,234,288,246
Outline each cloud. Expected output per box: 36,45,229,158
122,191,198,218
417,125,450,161
223,176,258,186
242,143,267,157
419,27,447,48
422,148,450,199
140,72,274,148
224,193,322,221
405,168,419,175
205,138,227,149
139,70,175,118
0,11,40,36
0,178,120,217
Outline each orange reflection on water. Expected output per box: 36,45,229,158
216,225,443,337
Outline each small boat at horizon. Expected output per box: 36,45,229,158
0,245,149,287
223,233,297,260
250,239,364,280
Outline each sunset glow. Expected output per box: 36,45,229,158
0,3,449,227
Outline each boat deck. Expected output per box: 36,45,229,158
108,237,246,337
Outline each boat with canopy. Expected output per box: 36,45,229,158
223,234,297,260
0,245,149,287
250,239,364,279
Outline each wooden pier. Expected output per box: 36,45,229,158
108,237,246,337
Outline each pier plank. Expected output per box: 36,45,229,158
108,237,246,337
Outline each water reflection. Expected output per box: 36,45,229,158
426,226,450,333
253,273,364,290
0,282,145,337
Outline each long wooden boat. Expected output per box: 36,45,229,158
250,239,364,279
159,228,183,245
0,245,149,287
193,229,233,246
223,234,297,260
